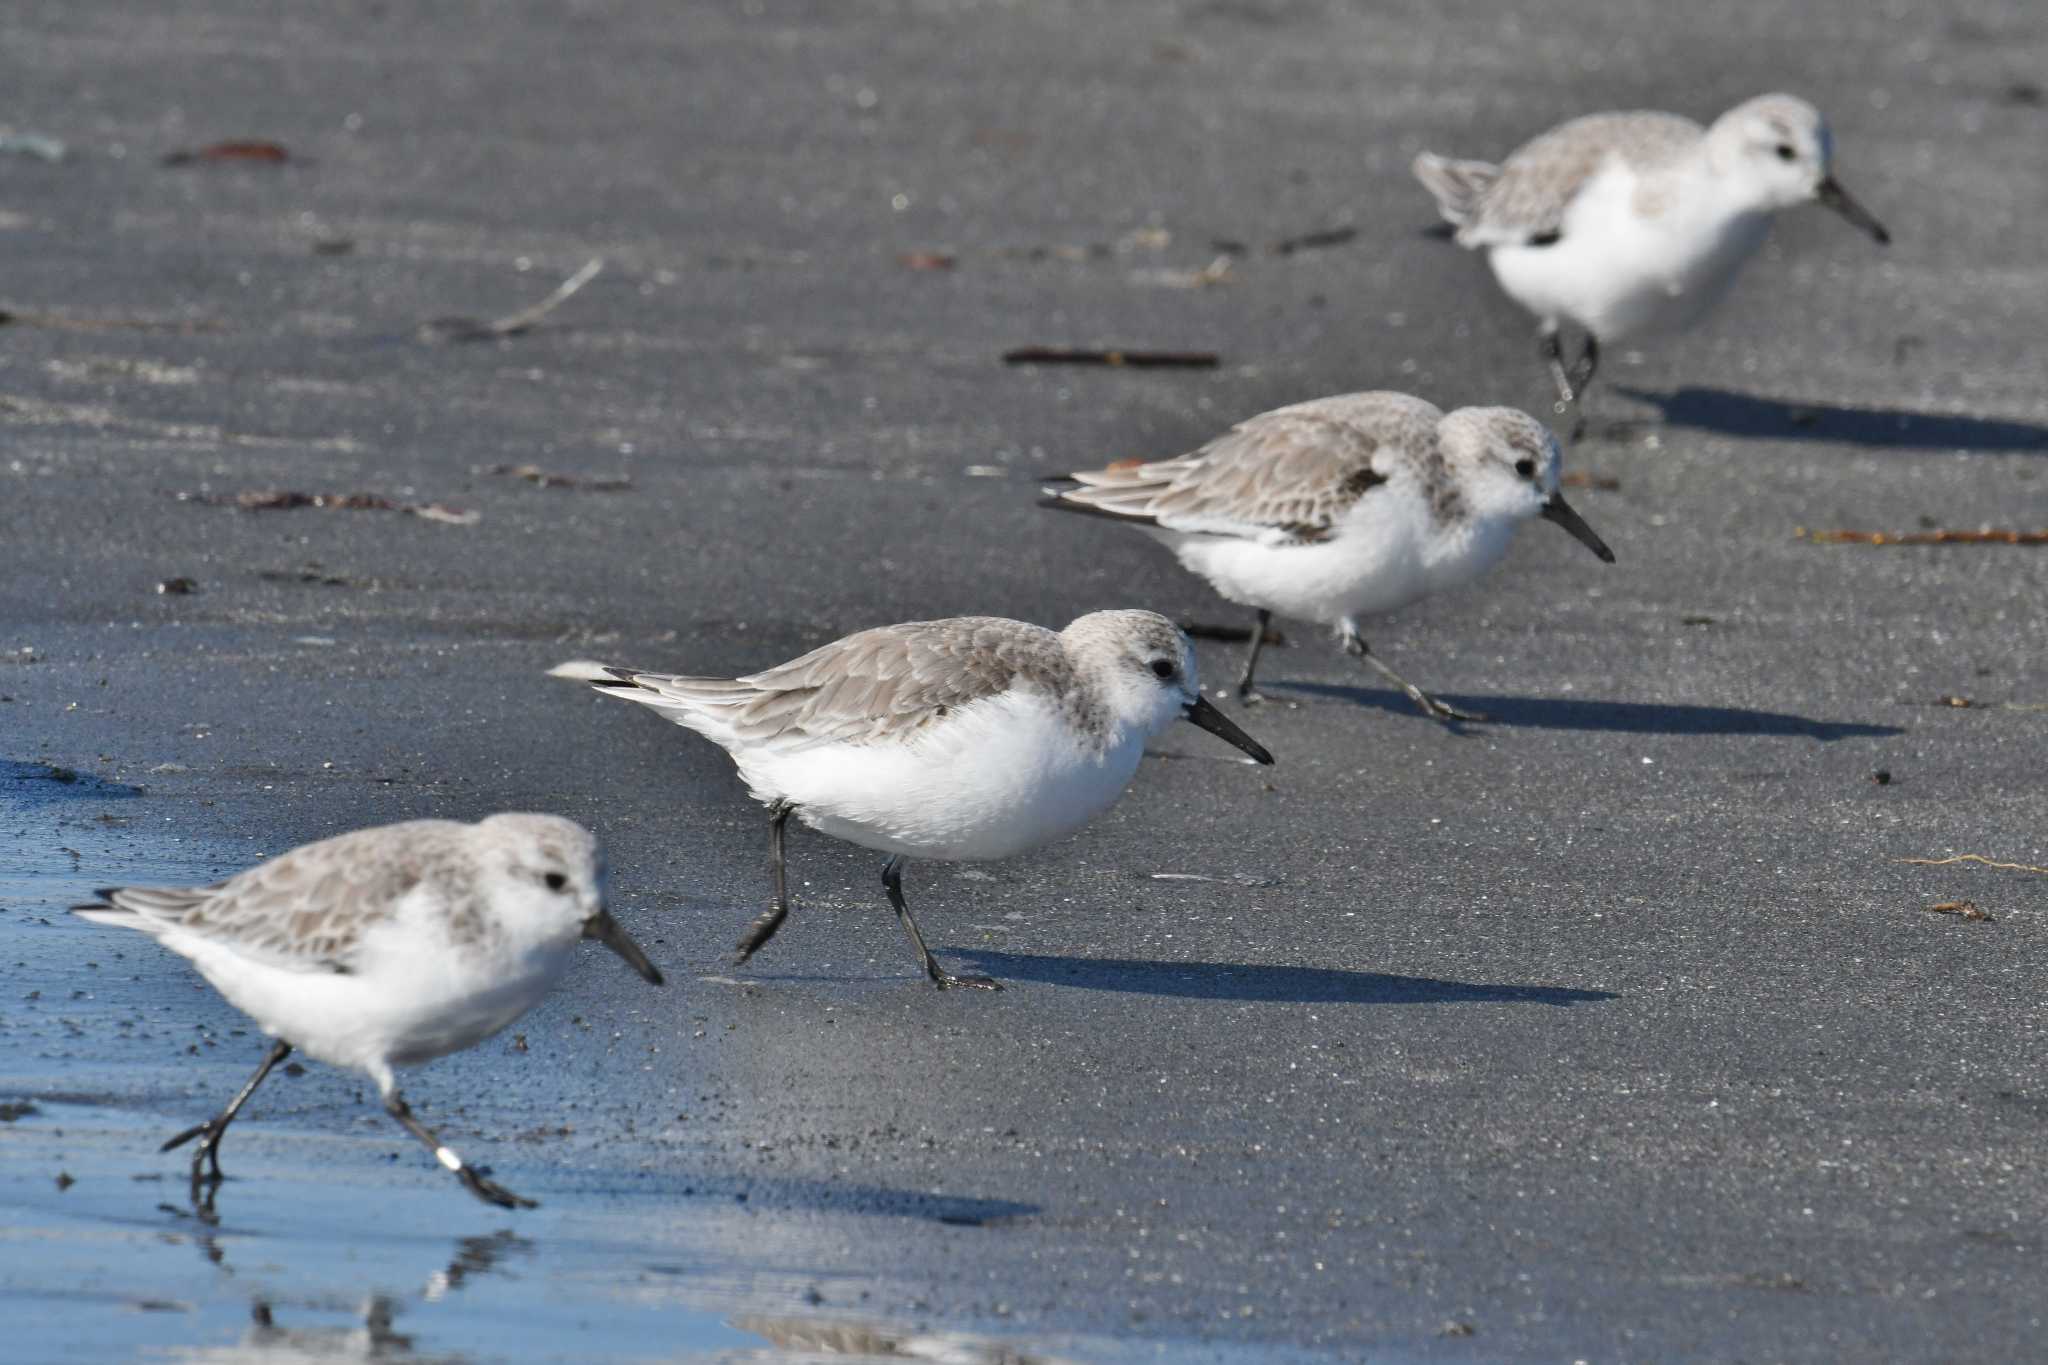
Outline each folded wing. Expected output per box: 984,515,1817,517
1044,398,1423,545
555,618,1067,752
71,830,418,975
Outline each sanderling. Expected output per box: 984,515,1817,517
550,611,1274,990
73,813,662,1209
1413,93,1889,422
1041,391,1613,722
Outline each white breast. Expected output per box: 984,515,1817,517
734,689,1146,863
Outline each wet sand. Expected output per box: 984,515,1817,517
4,0,2047,1360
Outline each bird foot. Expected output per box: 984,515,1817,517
1414,694,1488,724
933,972,1003,992
458,1166,538,1210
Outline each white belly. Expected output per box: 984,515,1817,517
1160,485,1518,629
736,692,1145,863
1488,162,1772,341
169,919,570,1083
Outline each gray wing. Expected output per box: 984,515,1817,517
1044,392,1438,544
1448,110,1704,248
1412,153,1501,232
588,617,1071,750
77,825,443,973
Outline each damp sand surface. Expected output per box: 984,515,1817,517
5,0,2048,1360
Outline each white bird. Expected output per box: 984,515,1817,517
1413,93,1890,423
550,610,1274,990
72,813,662,1209
1041,391,1613,722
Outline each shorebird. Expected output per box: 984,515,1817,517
74,814,662,1209
1042,391,1614,721
1413,93,1889,426
551,610,1274,989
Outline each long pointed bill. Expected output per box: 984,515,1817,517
1182,695,1276,765
584,909,664,985
1816,176,1890,245
1541,494,1616,563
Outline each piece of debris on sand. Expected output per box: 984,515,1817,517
1002,346,1218,368
419,258,604,343
486,463,631,490
1796,527,2048,546
1923,900,1995,923
170,490,478,525
162,140,291,166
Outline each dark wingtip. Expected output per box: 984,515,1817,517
1418,221,1457,241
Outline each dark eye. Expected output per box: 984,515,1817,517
1774,143,1796,161
1149,659,1176,680
1513,458,1537,478
544,872,568,892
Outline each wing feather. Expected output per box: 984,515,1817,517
1437,110,1704,248
566,618,1071,751
72,825,449,974
1046,393,1440,543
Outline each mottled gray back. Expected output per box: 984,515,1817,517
1464,110,1703,242
97,820,490,972
616,617,1077,748
1050,392,1444,542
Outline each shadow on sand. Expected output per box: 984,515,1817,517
677,1175,1038,1227
1265,684,1901,740
2,758,145,801
958,950,1615,1007
1614,386,2048,452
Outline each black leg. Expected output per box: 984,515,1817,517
882,856,999,991
160,1038,292,1185
1541,325,1597,441
1235,609,1272,704
1341,629,1487,725
734,799,795,965
1569,334,1600,397
1567,335,1599,440
1539,325,1576,407
383,1091,535,1210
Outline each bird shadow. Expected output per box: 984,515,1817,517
677,1174,1038,1227
1,758,145,800
1613,386,2048,453
1266,683,1901,740
957,950,1614,1007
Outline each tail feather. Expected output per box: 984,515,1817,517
546,658,627,683
549,658,762,732
1411,152,1499,232
1039,488,1166,527
1040,459,1185,526
73,882,219,930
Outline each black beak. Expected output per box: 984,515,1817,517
1182,695,1275,765
584,909,663,985
1540,493,1616,563
1816,176,1890,245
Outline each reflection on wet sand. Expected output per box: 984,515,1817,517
166,1296,464,1364
156,1186,529,1363
732,1315,1080,1364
